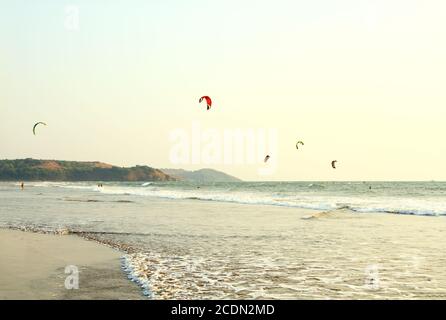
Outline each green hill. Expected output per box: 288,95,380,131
0,159,175,182
161,168,241,182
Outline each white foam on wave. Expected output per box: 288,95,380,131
30,181,98,190
121,254,153,298
102,186,446,216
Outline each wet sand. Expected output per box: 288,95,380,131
0,229,143,300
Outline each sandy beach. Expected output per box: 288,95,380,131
0,229,143,300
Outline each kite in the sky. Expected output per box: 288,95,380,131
33,122,47,135
264,155,270,163
331,160,338,169
199,96,212,110
296,141,304,149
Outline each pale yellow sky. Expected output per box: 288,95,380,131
1,0,446,180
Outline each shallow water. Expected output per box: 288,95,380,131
1,181,446,299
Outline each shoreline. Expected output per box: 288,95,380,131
0,228,144,300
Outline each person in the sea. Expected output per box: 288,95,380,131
20,182,24,190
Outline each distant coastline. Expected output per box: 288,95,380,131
0,159,242,183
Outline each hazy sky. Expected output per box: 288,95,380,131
1,0,446,181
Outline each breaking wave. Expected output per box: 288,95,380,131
32,181,446,216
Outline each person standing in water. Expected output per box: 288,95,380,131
20,182,24,190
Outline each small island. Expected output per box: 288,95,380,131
161,168,241,182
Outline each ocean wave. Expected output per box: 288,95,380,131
61,198,135,203
29,182,446,217
98,187,446,216
141,182,153,187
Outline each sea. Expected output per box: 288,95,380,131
1,181,446,299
